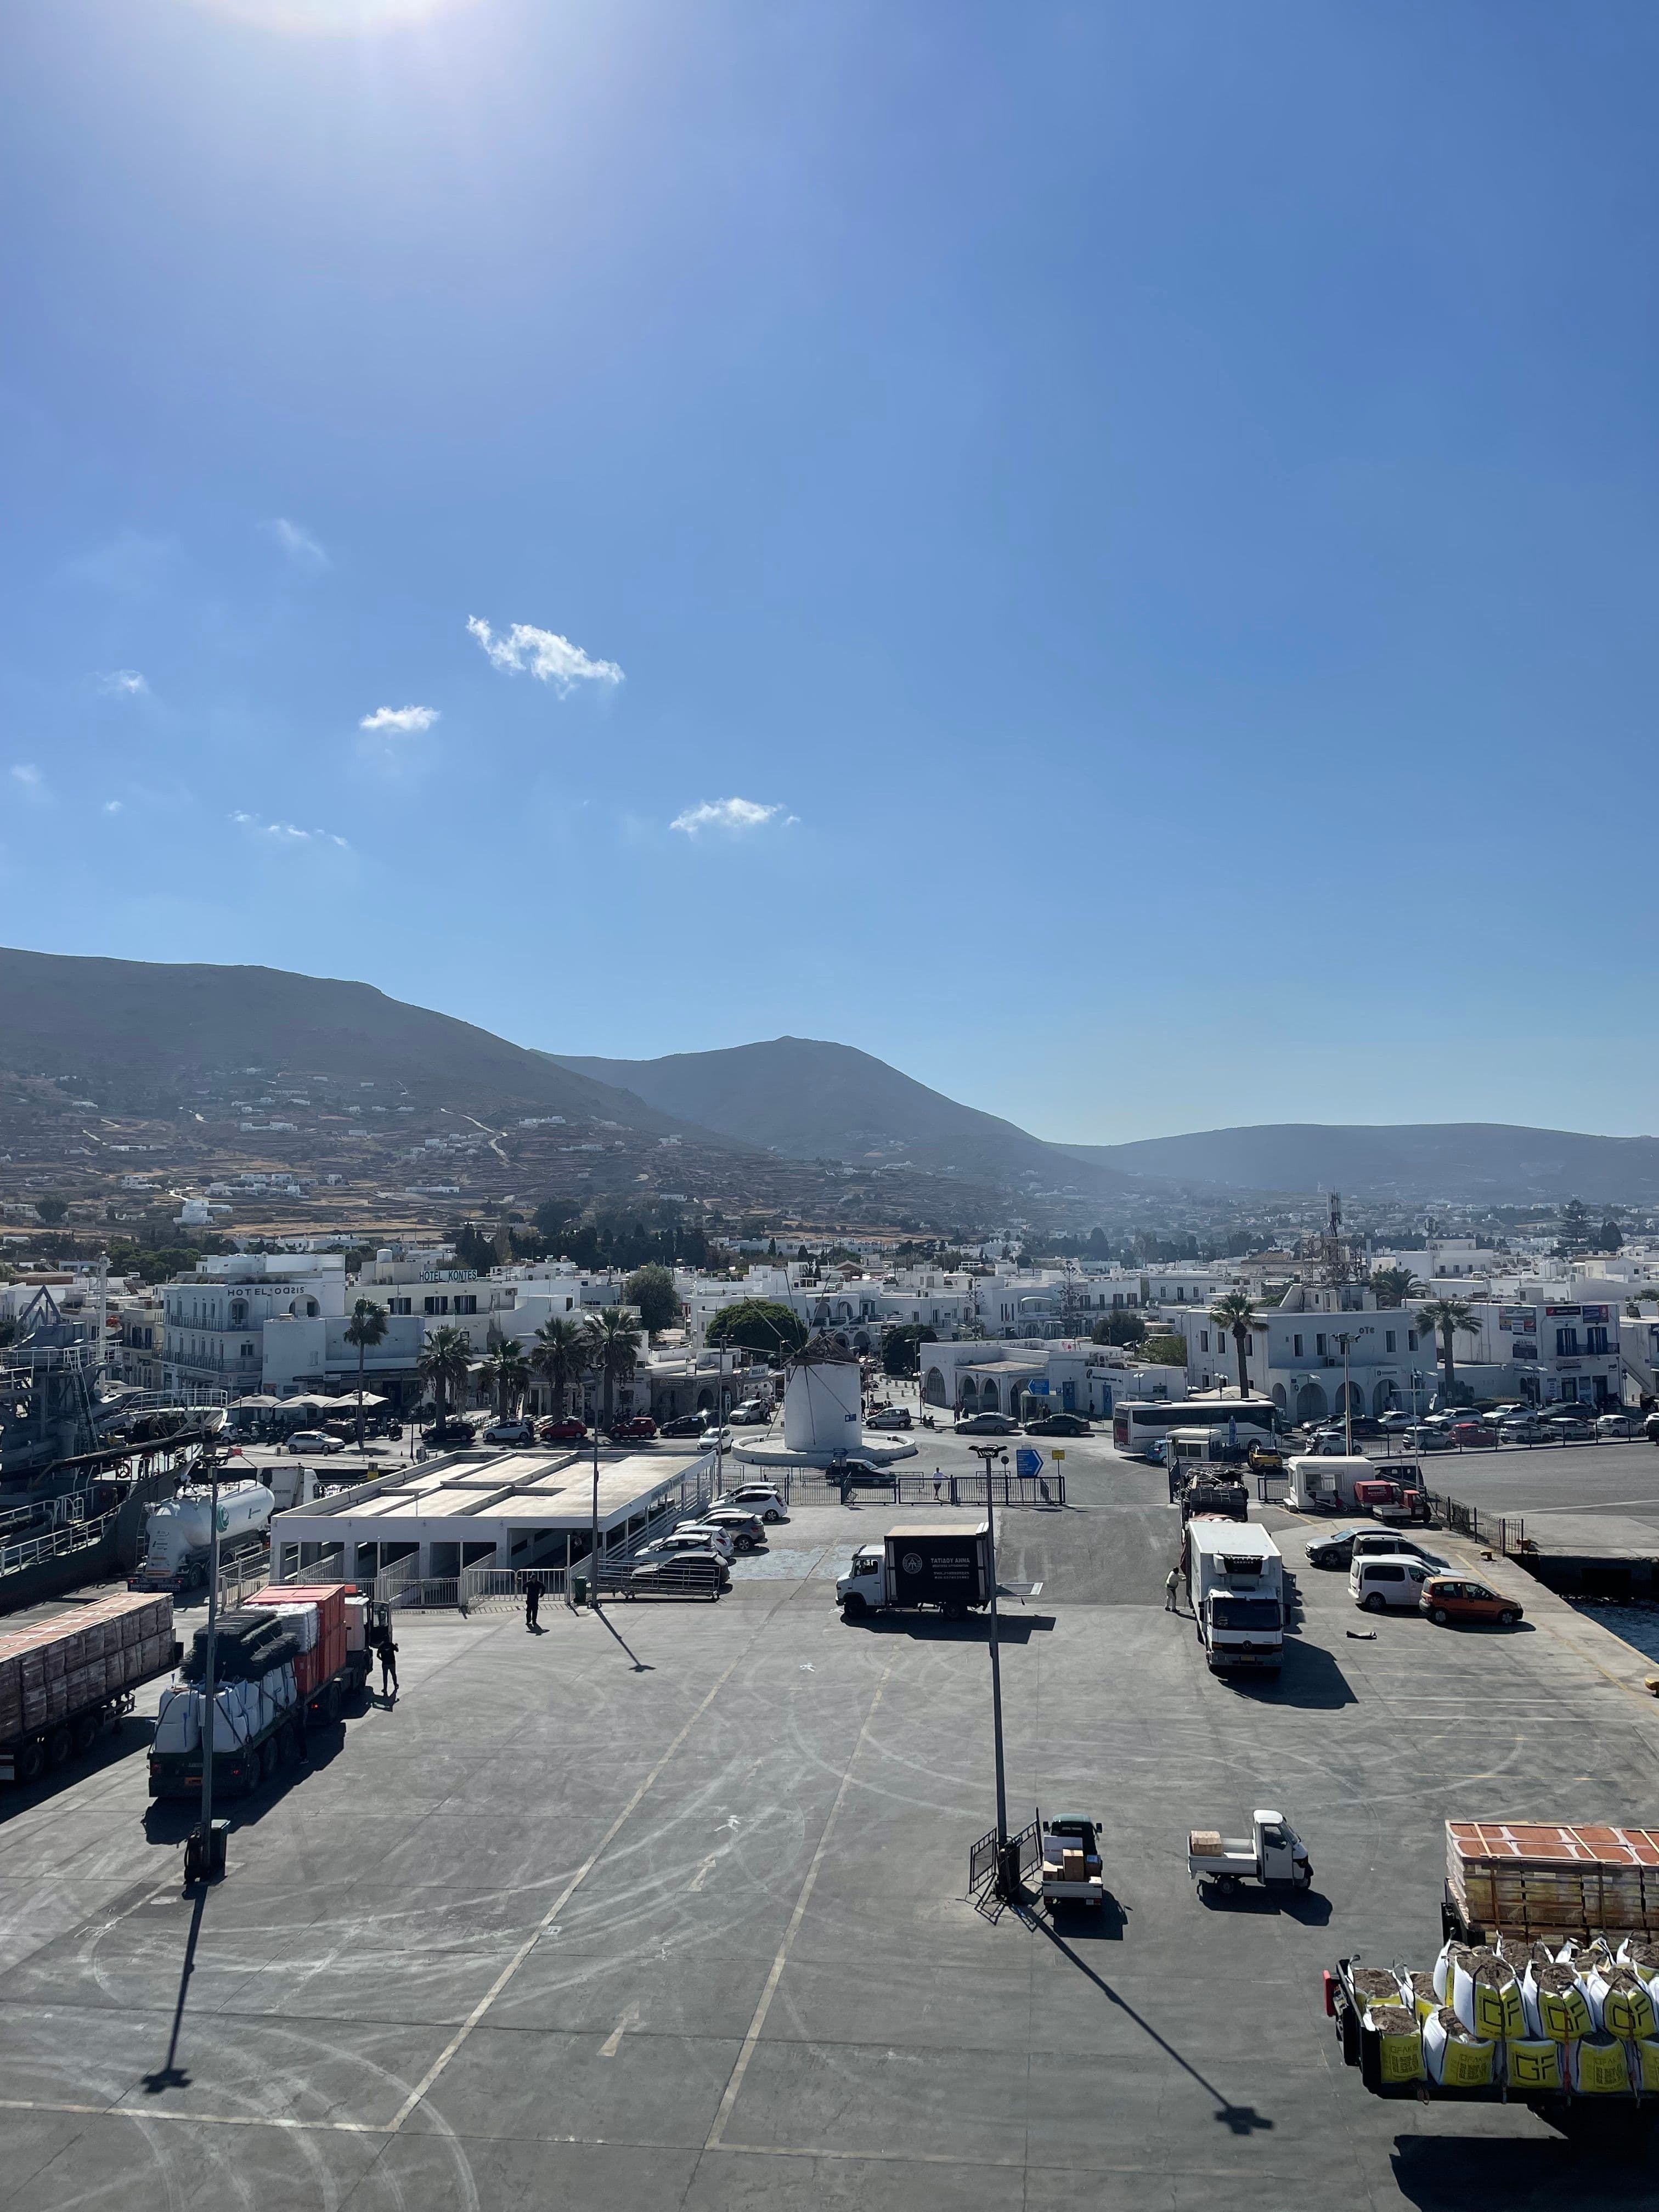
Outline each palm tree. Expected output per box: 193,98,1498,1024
531,1315,589,1419
343,1296,388,1449
587,1306,642,1432
1417,1297,1481,1407
1368,1266,1421,1310
478,1336,531,1419
1211,1291,1259,1397
417,1324,472,1429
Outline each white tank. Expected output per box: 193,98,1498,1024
143,1481,275,1576
783,1351,863,1454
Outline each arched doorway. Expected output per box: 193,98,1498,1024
960,1379,979,1414
1271,1384,1288,1413
1296,1381,1328,1424
1335,1383,1363,1419
1372,1381,1393,1418
980,1379,1000,1410
923,1367,947,1407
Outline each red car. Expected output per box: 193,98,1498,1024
607,1415,658,1441
537,1415,589,1442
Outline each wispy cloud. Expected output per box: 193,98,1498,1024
99,669,148,698
669,797,797,836
466,615,623,693
267,517,329,569
230,810,349,849
103,800,123,815
10,764,46,798
359,704,439,735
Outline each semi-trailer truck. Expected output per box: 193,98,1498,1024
129,1479,278,1593
147,1583,370,1799
0,1590,179,1784
1184,1519,1284,1673
837,1522,991,1621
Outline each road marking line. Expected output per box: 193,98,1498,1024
599,2004,640,2058
0,2098,379,2134
689,1854,719,1893
384,1638,758,2132
703,1657,894,2151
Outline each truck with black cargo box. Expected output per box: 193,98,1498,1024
836,1522,991,1621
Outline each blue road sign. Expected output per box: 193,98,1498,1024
1015,1447,1044,1480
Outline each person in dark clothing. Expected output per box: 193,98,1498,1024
377,1628,398,1701
525,1581,540,1630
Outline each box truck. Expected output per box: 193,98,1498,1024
837,1522,991,1621
1184,1519,1284,1673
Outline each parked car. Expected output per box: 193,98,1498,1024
626,1555,727,1598
482,1418,537,1446
286,1429,346,1455
1305,1527,1369,1570
639,1527,736,1565
682,1510,767,1554
1596,1412,1643,1440
867,1406,913,1430
831,1457,899,1487
1498,1412,1543,1443
424,1418,478,1448
957,1413,1019,1435
1539,1411,1597,1442
1419,1575,1522,1629
1376,1409,1414,1433
1308,1427,1348,1456
715,1484,789,1523
1024,1412,1091,1437
727,1401,773,1427
1647,1411,1659,1446
1351,1531,1447,1570
606,1415,658,1441
1447,1416,1486,1447
1402,1425,1455,1453
537,1415,588,1442
659,1413,710,1439
1350,1555,1435,1612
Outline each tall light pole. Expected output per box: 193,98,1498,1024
590,1421,600,1606
187,1452,227,1883
1333,1327,1373,1456
967,1441,1013,1895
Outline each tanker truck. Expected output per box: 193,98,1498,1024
129,1480,276,1594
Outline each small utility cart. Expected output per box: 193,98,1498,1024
1188,1809,1312,1897
1040,1814,1107,1912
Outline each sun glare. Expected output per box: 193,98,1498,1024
184,0,480,34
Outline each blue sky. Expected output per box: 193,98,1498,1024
2,1,1656,1143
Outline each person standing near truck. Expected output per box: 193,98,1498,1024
376,1624,399,1702
1164,1566,1181,1613
525,1581,540,1630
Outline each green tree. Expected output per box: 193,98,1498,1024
881,1323,936,1378
33,1197,69,1226
704,1299,808,1357
1417,1296,1481,1404
531,1315,589,1419
343,1297,388,1448
586,1306,642,1430
417,1324,472,1427
1368,1266,1420,1309
1211,1291,1259,1397
1091,1309,1148,1350
623,1264,682,1335
478,1336,531,1419
1144,1334,1190,1368
453,1221,496,1274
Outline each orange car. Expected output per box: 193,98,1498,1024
1419,1575,1522,1628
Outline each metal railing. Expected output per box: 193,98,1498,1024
215,1548,272,1609
776,1468,1065,1509
0,1504,120,1579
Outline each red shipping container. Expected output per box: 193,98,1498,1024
247,1585,347,1707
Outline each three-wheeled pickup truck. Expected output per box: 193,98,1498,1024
1039,1815,1106,1912
1188,1809,1312,1897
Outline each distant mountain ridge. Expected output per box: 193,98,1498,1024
547,1037,1137,1197
1058,1122,1659,1203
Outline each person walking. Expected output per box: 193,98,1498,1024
933,1467,944,1502
1164,1566,1181,1613
377,1625,399,1701
525,1580,540,1630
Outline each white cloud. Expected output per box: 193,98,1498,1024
230,810,349,849
359,704,439,735
267,517,329,569
103,800,123,815
10,764,44,796
669,797,796,836
466,615,623,693
99,669,148,697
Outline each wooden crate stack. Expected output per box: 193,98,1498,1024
1447,1820,1659,1943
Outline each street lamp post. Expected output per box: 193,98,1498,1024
967,1441,1013,1896
1333,1328,1374,1457
590,1424,600,1607
186,1453,227,1883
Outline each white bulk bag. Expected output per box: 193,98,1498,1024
151,1686,200,1757
1423,2007,1496,2089
1523,1961,1592,2042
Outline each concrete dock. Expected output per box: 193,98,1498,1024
3,1438,1659,2207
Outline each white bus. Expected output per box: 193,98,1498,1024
1112,1398,1278,1457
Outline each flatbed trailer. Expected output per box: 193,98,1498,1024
0,1590,179,1785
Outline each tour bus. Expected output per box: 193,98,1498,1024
1113,1397,1279,1458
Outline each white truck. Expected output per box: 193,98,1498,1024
130,1480,277,1593
837,1523,991,1621
1184,1519,1284,1674
1188,1809,1312,1897
1039,1815,1107,1912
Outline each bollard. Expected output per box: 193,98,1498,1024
572,1571,589,1609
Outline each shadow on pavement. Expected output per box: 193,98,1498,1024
1195,1883,1333,1927
850,1614,1057,1643
1231,1640,1357,1709
1391,2128,1656,2205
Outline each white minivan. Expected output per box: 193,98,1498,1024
1350,1555,1434,1612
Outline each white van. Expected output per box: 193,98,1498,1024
1350,1555,1433,1613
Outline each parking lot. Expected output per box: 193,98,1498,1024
4,1449,1659,2208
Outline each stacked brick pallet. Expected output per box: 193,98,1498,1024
1448,1821,1659,1945
0,1590,175,1744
